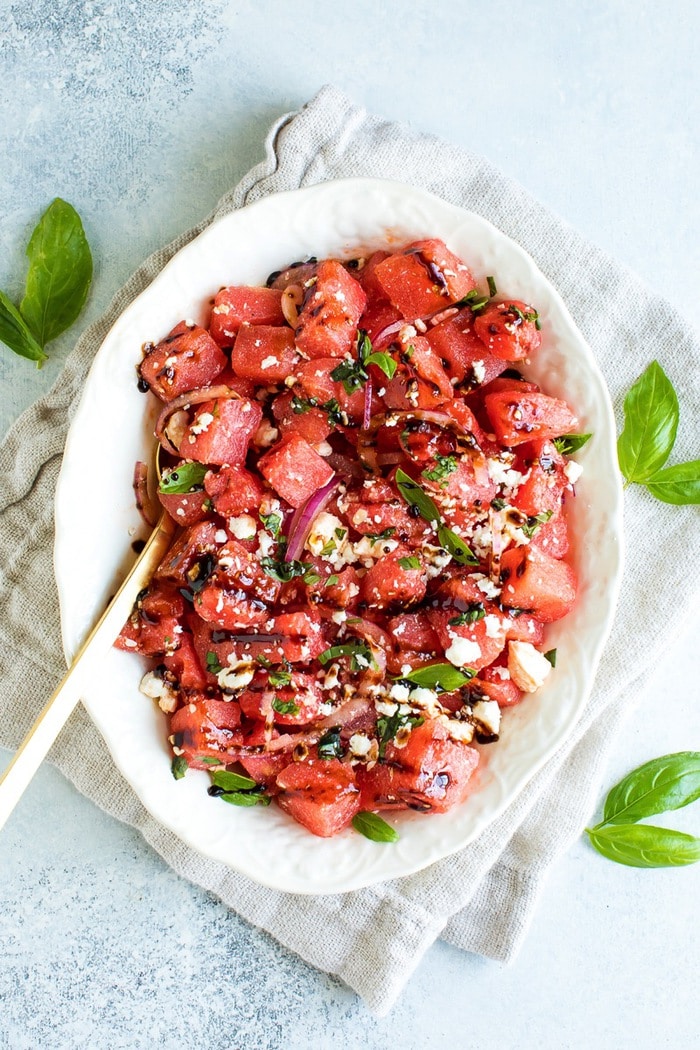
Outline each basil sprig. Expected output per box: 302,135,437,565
395,468,477,566
617,361,700,504
209,768,271,807
553,433,592,456
352,811,400,843
0,199,92,366
586,752,700,867
318,641,375,672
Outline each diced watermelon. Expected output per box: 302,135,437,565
163,632,207,690
139,321,227,401
184,397,263,466
276,757,361,837
426,307,506,386
473,300,541,361
258,434,335,508
361,550,427,611
295,260,367,359
484,390,578,447
209,286,284,345
272,389,334,445
230,324,301,383
374,239,476,317
204,464,265,517
357,719,479,814
500,545,577,622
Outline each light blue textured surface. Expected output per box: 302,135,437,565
1,2,699,1047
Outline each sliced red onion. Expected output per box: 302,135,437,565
269,262,317,291
362,374,373,430
154,384,241,455
133,460,158,527
284,477,340,562
371,318,405,349
489,507,505,585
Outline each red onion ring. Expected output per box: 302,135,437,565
362,374,373,430
489,507,505,585
154,384,241,455
133,460,158,527
284,477,340,562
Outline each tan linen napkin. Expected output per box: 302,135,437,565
1,86,699,1015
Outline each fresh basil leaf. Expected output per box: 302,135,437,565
553,433,592,456
20,198,93,347
398,663,474,693
365,350,397,379
260,557,313,583
210,768,257,792
600,752,700,827
587,823,700,868
398,555,421,570
0,288,47,364
544,649,557,668
325,574,339,587
205,651,223,674
520,510,553,539
644,461,700,505
437,525,478,565
159,462,208,494
487,275,497,297
395,468,440,523
617,361,679,483
171,755,188,780
365,527,396,541
317,726,343,760
449,603,485,626
197,756,224,767
271,696,300,716
318,641,375,673
220,791,271,807
352,811,399,843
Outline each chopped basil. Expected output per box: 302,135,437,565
398,555,421,570
272,696,300,716
365,349,397,380
197,756,224,767
261,556,317,585
317,726,343,760
352,811,399,843
205,651,223,674
521,510,553,539
487,275,498,298
422,454,458,485
330,329,397,393
292,394,313,414
318,640,375,673
259,510,282,537
365,527,396,541
508,303,541,330
171,755,188,780
268,665,292,687
320,538,336,556
544,648,557,667
553,432,592,456
452,288,489,312
448,603,485,626
325,574,340,587
256,654,272,668
490,497,507,510
159,462,208,494
376,709,424,759
397,663,474,693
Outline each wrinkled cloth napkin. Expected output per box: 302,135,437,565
1,86,699,1015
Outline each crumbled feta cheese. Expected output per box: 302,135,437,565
218,662,255,692
331,610,347,625
408,686,443,718
438,715,475,744
472,359,486,384
256,531,276,558
483,614,504,639
229,515,257,540
260,355,278,369
389,683,410,702
474,574,502,599
419,543,453,579
508,641,553,692
214,529,228,544
306,511,353,568
139,671,178,713
471,699,501,736
564,460,583,486
444,634,482,667
375,700,399,717
254,420,279,447
348,734,372,758
487,455,525,491
316,440,333,457
190,411,214,436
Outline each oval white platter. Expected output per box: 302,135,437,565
54,178,624,894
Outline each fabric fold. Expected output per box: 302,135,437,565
1,84,699,1016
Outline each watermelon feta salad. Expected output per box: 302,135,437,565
116,238,586,839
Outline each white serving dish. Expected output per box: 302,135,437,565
54,178,624,893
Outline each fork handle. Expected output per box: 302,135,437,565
0,514,174,832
